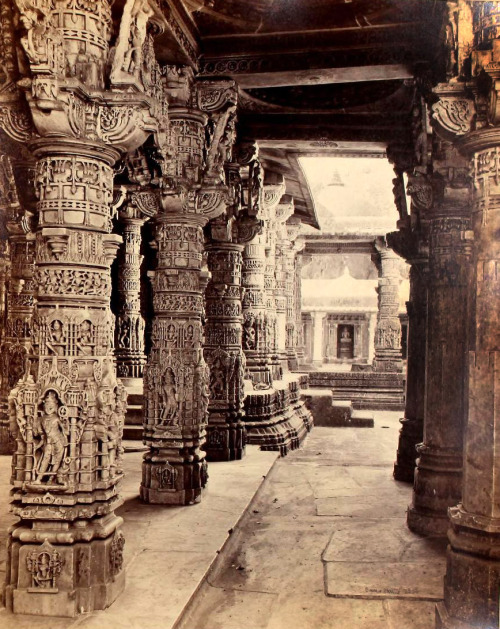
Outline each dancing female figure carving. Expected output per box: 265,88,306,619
34,390,68,485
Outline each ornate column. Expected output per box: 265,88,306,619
274,195,294,373
388,192,430,483
372,240,404,372
204,212,260,462
0,233,9,452
0,217,36,455
141,75,236,503
437,133,500,629
312,311,326,366
0,0,167,614
142,207,211,504
5,136,128,616
394,259,429,482
406,145,471,536
262,175,286,381
435,5,500,622
294,251,305,367
114,201,149,387
240,154,270,386
285,218,303,371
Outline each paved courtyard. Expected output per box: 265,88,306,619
178,412,447,629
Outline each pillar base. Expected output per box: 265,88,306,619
393,417,423,483
436,505,500,629
243,375,312,456
407,446,462,536
205,421,246,462
140,451,208,505
407,505,450,537
4,515,125,617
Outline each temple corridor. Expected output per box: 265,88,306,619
1,1,500,627
0,413,446,629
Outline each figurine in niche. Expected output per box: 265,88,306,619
106,389,120,476
95,386,120,477
340,327,351,340
47,319,66,355
166,323,176,344
195,360,210,421
109,388,126,474
18,3,47,65
243,315,256,350
185,324,195,348
33,390,69,485
76,320,93,355
159,367,178,425
210,358,225,399
117,315,131,349
94,388,110,454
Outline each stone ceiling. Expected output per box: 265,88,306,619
151,0,445,226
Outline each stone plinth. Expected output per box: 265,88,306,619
243,374,313,455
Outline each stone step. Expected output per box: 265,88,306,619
303,389,374,428
125,404,143,426
350,409,375,427
123,424,143,441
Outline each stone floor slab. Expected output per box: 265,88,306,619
325,560,445,600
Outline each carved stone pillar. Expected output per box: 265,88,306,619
285,218,302,371
407,210,471,535
204,241,246,461
142,209,211,504
393,259,429,483
274,195,294,373
0,237,9,452
388,215,430,484
436,132,500,628
372,241,404,372
312,311,326,366
0,0,170,613
242,231,271,385
294,252,305,367
263,176,286,381
4,138,126,616
115,204,147,387
0,225,35,455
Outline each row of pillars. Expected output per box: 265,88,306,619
391,126,500,627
